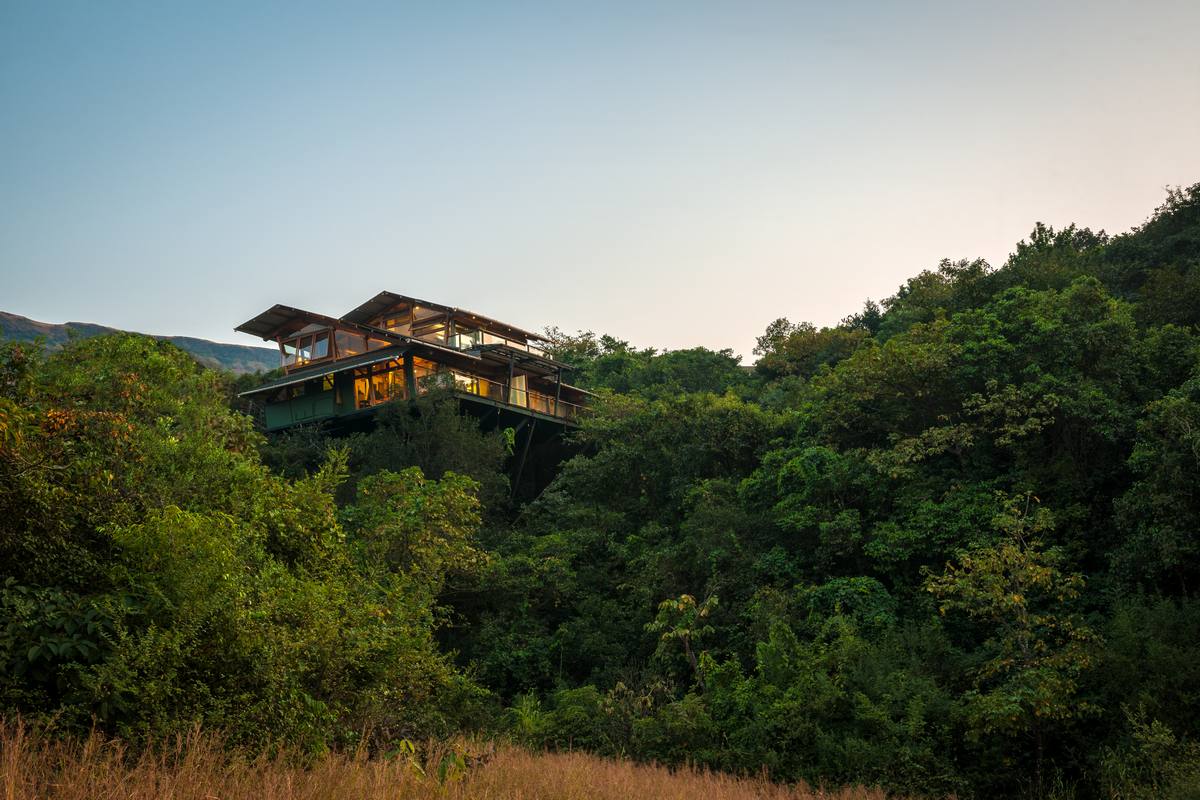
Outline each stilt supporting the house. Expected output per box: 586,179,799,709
512,418,538,499
404,356,416,397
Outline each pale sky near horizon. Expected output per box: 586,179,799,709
2,1,1198,360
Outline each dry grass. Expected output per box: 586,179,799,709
1,718,899,800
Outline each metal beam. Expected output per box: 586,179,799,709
511,418,537,499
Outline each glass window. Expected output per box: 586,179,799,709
312,333,330,360
452,326,481,349
412,357,439,394
414,322,446,344
413,305,442,323
280,327,338,369
353,360,408,409
451,371,477,394
281,340,300,368
336,330,365,358
477,377,503,401
379,313,412,335
509,374,527,407
370,372,389,403
374,302,412,334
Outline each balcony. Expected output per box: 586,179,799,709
444,373,583,422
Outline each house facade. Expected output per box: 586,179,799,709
236,291,588,432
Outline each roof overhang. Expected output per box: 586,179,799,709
236,304,405,343
235,305,348,341
342,291,550,344
238,346,411,397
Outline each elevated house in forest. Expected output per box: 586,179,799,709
235,291,590,433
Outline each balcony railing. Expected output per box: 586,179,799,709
431,373,582,421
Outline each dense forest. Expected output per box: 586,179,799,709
3,185,1199,799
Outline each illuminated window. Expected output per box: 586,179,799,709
353,359,409,409
412,357,439,394
451,371,479,395
509,375,527,407
354,376,370,407
412,306,447,344
374,302,413,335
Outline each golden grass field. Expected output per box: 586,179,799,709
1,719,902,800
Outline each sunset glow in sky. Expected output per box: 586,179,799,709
3,1,1198,358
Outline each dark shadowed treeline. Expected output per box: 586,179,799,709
2,185,1199,799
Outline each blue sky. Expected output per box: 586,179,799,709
2,1,1198,358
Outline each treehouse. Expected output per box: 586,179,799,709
235,291,589,433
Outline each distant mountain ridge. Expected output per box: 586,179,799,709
0,311,279,374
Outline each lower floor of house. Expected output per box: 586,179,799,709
256,353,585,432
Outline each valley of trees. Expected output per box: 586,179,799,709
3,184,1200,798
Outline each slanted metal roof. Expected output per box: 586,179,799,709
234,305,346,341
341,291,551,343
238,346,410,397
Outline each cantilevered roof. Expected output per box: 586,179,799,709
236,304,399,343
235,305,348,341
341,291,551,343
238,346,410,397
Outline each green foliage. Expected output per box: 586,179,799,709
9,184,1200,798
925,498,1098,792
1100,709,1200,800
646,594,718,689
341,466,485,586
543,328,752,398
472,185,1200,797
0,333,487,750
753,318,868,380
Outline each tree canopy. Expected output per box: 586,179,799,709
4,183,1200,798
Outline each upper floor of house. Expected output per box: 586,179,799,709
236,292,553,371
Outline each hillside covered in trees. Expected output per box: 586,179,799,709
3,184,1199,799
0,311,279,374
